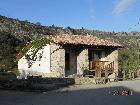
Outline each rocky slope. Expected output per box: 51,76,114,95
0,15,140,78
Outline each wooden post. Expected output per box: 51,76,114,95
104,66,108,83
105,72,108,83
123,71,126,80
132,72,135,79
129,72,132,80
98,70,101,77
115,72,118,82
105,72,108,78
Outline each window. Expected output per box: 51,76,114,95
89,49,103,61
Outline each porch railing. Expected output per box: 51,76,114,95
89,61,114,73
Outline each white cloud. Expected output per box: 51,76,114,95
113,0,136,15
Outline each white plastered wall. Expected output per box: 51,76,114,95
18,44,51,77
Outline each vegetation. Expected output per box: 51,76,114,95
0,31,24,75
25,38,52,68
31,38,52,49
0,15,140,78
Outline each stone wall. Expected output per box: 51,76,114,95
50,45,89,77
105,49,118,78
50,43,65,77
77,48,89,76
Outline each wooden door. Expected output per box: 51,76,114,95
65,53,70,76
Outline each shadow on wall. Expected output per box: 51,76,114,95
0,85,140,105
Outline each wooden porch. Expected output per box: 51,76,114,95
85,60,115,78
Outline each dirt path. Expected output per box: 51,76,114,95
0,80,140,105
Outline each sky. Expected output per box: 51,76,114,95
0,0,140,32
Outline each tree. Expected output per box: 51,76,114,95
35,22,41,26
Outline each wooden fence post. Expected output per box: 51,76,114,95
129,72,132,80
132,72,135,79
123,71,126,80
115,72,118,82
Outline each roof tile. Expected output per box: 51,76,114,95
52,35,122,47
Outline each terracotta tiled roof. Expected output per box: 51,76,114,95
52,35,123,47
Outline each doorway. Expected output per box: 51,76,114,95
65,53,70,76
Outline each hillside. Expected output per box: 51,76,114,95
0,15,140,78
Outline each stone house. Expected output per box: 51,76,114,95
17,35,123,78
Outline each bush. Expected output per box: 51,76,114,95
0,72,17,81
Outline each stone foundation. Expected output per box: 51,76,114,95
75,77,96,85
18,70,63,79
